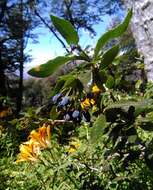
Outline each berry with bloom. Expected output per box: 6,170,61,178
52,93,62,104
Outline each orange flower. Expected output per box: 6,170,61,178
16,124,51,163
29,124,51,148
16,139,40,163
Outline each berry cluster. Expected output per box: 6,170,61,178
51,93,91,123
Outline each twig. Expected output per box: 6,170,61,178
34,10,70,53
47,119,73,125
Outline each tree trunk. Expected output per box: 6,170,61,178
16,39,24,114
124,0,153,81
0,1,7,96
16,0,24,114
0,53,7,97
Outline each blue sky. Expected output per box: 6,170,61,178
25,12,124,78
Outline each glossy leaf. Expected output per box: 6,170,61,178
51,15,79,45
28,56,77,78
94,9,132,59
100,45,119,70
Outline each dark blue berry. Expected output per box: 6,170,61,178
52,93,62,104
64,113,71,121
72,110,80,118
58,96,69,107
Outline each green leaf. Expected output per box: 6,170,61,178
100,45,119,70
145,139,153,170
90,114,107,144
105,99,153,117
135,79,142,89
137,117,153,131
105,76,115,89
50,106,59,120
28,56,77,78
63,75,76,89
50,79,65,96
63,76,84,93
51,15,79,45
94,9,132,59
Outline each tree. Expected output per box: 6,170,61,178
50,0,123,36
0,0,39,113
123,0,153,81
32,0,123,54
0,0,10,96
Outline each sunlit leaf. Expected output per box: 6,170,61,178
28,56,78,78
51,15,79,45
94,9,132,59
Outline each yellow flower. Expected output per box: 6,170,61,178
81,98,95,109
91,84,101,94
16,139,40,163
68,140,80,154
29,124,51,148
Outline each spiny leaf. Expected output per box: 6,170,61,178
51,15,79,45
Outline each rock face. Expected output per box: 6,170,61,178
124,0,153,81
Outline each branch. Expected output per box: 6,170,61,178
34,10,70,53
64,0,75,26
47,119,73,125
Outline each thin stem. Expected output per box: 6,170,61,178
47,119,73,125
34,10,70,53
77,45,91,62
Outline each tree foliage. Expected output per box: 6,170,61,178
0,0,40,112
50,0,123,35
